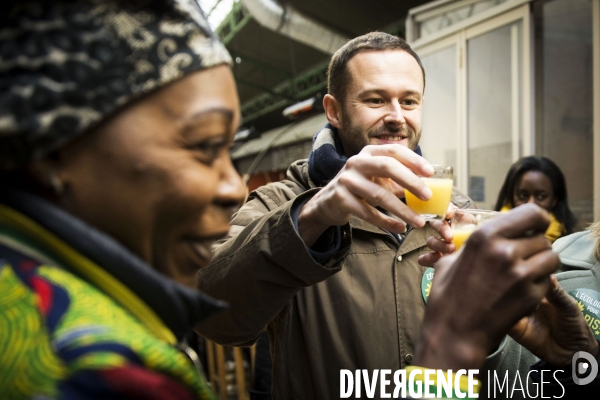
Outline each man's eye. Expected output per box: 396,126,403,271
367,98,384,105
536,194,548,201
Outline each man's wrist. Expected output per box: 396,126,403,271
297,199,334,247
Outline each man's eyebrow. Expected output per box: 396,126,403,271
357,88,422,98
357,89,387,97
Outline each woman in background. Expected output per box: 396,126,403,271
495,156,577,242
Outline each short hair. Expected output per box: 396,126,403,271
327,32,425,103
494,156,578,235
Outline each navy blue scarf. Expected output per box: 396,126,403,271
307,123,422,187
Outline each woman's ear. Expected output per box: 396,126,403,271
27,151,67,197
323,94,342,129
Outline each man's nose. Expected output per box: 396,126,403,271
527,196,537,204
384,101,406,125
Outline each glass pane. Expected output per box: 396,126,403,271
419,46,457,172
535,0,593,225
467,22,522,210
417,0,509,40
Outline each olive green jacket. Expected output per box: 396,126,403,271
197,159,472,400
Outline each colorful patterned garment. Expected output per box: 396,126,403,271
0,190,223,399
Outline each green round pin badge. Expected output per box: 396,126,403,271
421,267,435,303
569,288,600,340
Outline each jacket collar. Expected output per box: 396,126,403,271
553,230,600,271
0,189,226,343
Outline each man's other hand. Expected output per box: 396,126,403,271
418,203,458,266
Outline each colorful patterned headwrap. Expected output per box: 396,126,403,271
0,0,232,169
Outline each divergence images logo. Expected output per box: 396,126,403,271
572,351,598,385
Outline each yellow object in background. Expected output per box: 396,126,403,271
500,205,565,243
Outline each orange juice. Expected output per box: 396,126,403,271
405,178,453,218
452,225,476,250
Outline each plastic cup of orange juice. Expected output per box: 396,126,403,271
451,209,499,250
405,165,453,220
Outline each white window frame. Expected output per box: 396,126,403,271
411,4,532,195
411,0,600,220
407,0,533,44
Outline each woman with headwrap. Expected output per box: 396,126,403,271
0,1,245,399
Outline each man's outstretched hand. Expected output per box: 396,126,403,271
418,204,458,266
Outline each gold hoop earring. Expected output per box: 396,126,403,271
48,172,64,196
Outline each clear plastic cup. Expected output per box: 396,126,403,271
405,165,454,220
451,209,499,250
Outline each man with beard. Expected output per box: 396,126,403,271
197,32,471,399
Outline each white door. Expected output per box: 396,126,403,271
415,5,531,210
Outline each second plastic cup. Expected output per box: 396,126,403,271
451,209,499,250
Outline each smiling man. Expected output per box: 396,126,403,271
197,32,471,399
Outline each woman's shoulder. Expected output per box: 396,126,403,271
554,231,596,261
553,230,599,276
